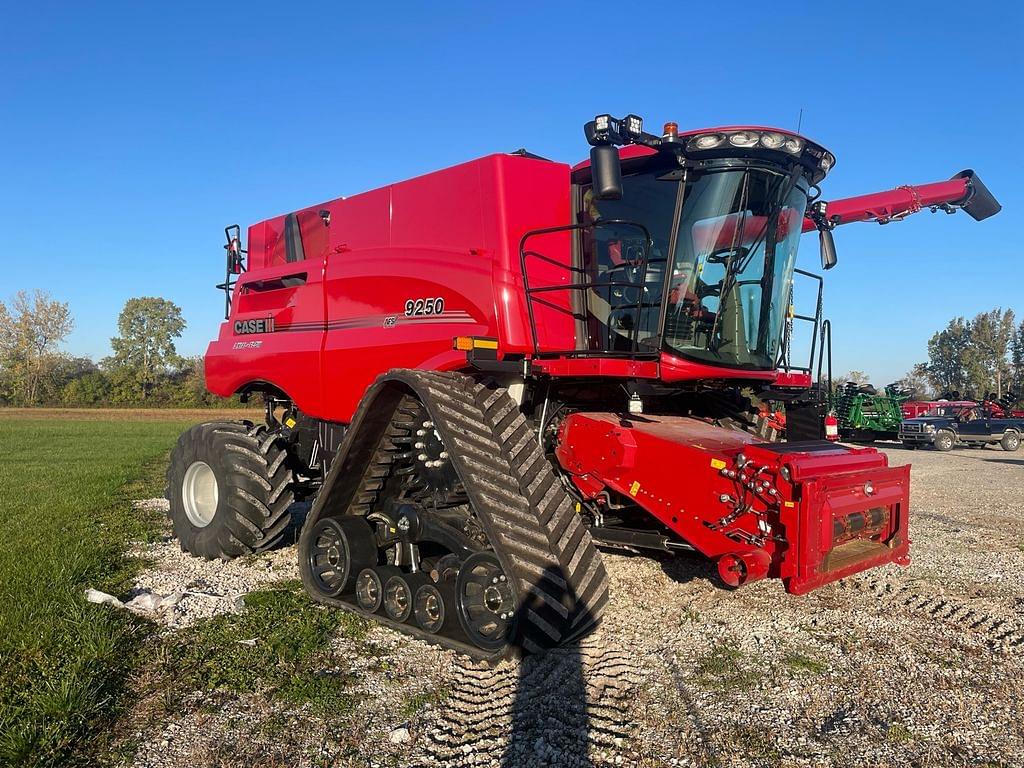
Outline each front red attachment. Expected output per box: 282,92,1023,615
556,413,911,595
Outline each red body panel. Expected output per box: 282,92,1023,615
556,413,910,593
207,154,574,421
207,141,981,422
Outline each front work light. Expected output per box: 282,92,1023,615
624,114,643,136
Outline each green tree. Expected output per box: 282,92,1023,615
923,317,972,396
834,370,871,390
0,290,74,405
967,308,1015,398
1008,319,1024,396
107,297,185,400
61,371,112,406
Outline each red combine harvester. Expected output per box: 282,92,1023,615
167,114,1000,658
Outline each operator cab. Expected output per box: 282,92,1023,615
567,117,836,373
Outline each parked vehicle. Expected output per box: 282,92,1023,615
900,404,1024,451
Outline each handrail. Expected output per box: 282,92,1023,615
519,219,654,356
776,268,823,375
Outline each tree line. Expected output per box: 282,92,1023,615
838,307,1022,404
0,290,241,408
4,290,1021,410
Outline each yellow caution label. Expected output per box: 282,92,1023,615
710,458,727,470
284,417,297,428
629,481,641,496
783,501,796,508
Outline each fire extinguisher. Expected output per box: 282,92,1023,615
824,412,839,441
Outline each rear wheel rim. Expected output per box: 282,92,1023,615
182,461,218,528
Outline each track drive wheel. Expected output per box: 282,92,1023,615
298,371,609,659
166,421,295,560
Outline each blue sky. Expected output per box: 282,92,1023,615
2,1,1020,384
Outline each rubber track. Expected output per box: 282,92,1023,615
301,370,609,659
417,640,645,767
845,577,1024,649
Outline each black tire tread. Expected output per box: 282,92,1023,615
166,420,296,560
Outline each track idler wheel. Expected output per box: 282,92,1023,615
455,552,515,652
306,517,377,598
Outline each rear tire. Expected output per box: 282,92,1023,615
166,422,295,560
1001,431,1021,452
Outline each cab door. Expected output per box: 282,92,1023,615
956,409,990,441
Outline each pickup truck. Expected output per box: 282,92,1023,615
899,405,1024,451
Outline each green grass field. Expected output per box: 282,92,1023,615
0,416,193,767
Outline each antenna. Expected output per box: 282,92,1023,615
796,108,804,134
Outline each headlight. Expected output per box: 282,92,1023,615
820,153,835,172
760,132,785,149
729,131,759,148
925,424,936,433
689,133,725,150
782,137,803,155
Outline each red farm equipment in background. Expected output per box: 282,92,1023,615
166,113,1000,658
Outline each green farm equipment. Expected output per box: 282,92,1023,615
831,382,911,442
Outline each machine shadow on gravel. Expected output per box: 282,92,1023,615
501,565,591,768
655,550,725,590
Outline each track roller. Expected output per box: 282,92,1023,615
456,552,514,652
356,567,397,613
297,370,609,660
414,581,455,634
384,573,429,623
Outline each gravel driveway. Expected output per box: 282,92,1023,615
124,445,1024,768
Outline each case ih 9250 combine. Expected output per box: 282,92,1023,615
167,114,1000,658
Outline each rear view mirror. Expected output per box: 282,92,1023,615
225,224,245,274
590,145,623,200
819,228,838,270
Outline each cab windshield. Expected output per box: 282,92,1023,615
582,161,809,369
